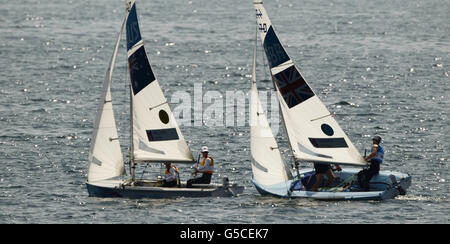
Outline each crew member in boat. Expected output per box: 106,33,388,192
187,146,214,187
162,162,179,187
311,163,342,191
358,135,384,190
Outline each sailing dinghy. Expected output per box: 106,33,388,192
86,0,243,198
250,1,411,200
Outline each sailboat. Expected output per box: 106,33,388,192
86,0,243,198
250,1,411,200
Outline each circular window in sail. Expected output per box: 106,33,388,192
321,123,334,136
159,110,169,124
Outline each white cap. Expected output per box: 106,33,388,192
201,146,209,152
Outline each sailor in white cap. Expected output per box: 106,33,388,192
187,146,215,187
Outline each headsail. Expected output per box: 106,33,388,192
254,1,366,166
125,0,194,163
250,34,291,186
88,16,127,182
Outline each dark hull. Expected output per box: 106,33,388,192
86,181,244,199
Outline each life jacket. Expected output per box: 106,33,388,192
199,156,214,174
164,166,179,182
373,145,384,164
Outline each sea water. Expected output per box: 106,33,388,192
0,0,448,223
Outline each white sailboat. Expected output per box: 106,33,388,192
86,0,243,198
250,1,411,200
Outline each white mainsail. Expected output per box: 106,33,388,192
254,1,366,166
126,0,194,163
250,35,290,186
88,16,127,182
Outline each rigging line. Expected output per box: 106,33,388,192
310,113,334,122
139,163,149,180
148,101,168,110
251,26,257,85
261,42,271,90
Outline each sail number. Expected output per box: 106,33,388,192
258,23,268,33
255,9,267,33
255,9,263,19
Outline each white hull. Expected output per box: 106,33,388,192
252,168,411,200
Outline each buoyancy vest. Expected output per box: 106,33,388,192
164,166,179,182
199,156,214,174
373,145,384,164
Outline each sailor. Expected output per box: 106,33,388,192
187,146,214,188
311,163,342,192
358,135,384,190
162,162,179,187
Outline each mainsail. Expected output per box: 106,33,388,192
250,34,291,186
126,0,194,163
88,16,127,182
254,1,366,166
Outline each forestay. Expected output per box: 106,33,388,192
254,1,366,166
88,16,127,182
126,0,194,163
250,35,291,186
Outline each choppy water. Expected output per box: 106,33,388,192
0,0,448,223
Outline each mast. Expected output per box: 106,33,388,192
130,82,136,182
125,0,136,182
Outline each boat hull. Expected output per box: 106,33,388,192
86,179,244,199
252,168,411,201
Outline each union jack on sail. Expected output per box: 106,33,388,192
273,66,314,108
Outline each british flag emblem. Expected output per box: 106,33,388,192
273,66,315,108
